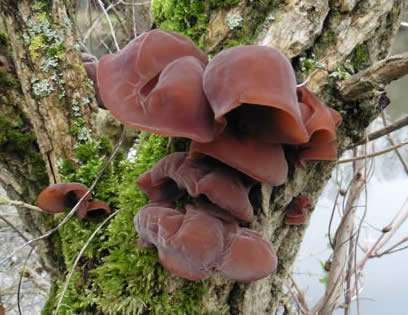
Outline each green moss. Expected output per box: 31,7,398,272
46,43,65,59
0,72,20,90
152,0,210,45
47,133,216,314
32,0,50,13
210,0,240,8
350,43,369,71
0,32,9,47
0,115,48,188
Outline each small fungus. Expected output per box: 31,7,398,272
297,86,342,163
134,202,277,282
36,183,110,220
137,152,254,222
81,52,105,109
285,195,312,225
97,30,222,142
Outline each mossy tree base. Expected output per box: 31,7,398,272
0,0,406,314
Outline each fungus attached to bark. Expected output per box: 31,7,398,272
36,183,110,220
285,195,312,225
97,30,221,142
81,52,105,109
202,45,309,144
189,128,288,186
297,86,342,163
137,152,254,222
134,202,277,282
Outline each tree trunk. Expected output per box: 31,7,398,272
0,0,406,314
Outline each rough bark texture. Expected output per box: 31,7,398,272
0,0,406,314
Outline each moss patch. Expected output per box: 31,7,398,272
152,0,210,46
46,133,216,314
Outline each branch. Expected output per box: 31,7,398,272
350,116,408,148
338,141,408,164
0,196,46,213
381,113,408,175
337,53,408,100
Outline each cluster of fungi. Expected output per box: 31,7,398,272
37,30,341,282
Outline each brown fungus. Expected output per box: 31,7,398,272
36,183,110,220
297,86,342,163
202,45,309,144
137,152,254,222
189,127,288,186
134,202,277,282
97,30,221,142
285,195,312,225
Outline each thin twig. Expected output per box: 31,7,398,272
96,0,120,51
54,211,118,314
0,127,126,266
0,197,46,213
288,273,310,314
17,247,34,315
373,236,408,257
0,214,31,244
381,113,408,175
339,141,408,164
350,116,408,148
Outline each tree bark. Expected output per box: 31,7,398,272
0,0,406,314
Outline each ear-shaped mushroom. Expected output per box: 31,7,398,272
285,195,312,225
36,183,110,220
189,127,288,186
97,30,221,142
297,86,342,163
134,202,277,282
81,53,105,109
137,152,254,222
203,45,309,144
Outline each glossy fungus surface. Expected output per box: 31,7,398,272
285,195,312,225
134,202,277,282
297,86,342,163
97,30,221,142
36,183,110,220
189,128,288,186
137,152,254,222
203,45,309,144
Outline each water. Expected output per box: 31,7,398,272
293,27,408,314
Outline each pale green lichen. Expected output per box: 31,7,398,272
226,13,243,30
31,77,54,97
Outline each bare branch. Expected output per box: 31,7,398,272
350,116,408,148
96,0,120,51
373,236,408,257
0,197,46,214
381,113,408,175
338,53,408,100
339,141,408,164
